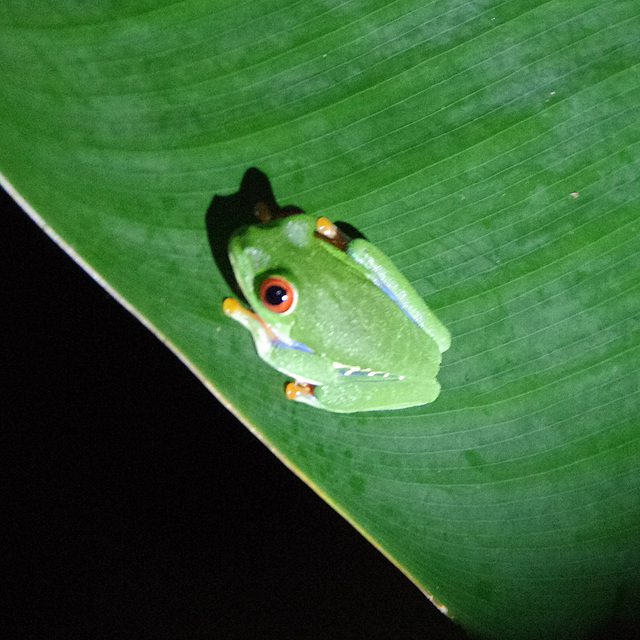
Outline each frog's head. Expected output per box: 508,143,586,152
228,214,321,329
227,212,396,360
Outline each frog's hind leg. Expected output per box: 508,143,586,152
285,377,441,413
346,238,451,353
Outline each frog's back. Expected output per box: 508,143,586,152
291,264,443,381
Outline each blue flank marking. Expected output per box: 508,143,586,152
272,338,313,353
375,279,421,328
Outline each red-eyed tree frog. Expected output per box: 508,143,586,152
223,205,450,413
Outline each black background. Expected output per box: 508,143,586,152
2,188,637,639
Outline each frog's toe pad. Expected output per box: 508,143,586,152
222,297,243,316
315,216,338,239
285,381,316,400
223,297,257,323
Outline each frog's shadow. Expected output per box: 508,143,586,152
205,168,366,299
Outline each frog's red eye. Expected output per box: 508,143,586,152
259,276,295,313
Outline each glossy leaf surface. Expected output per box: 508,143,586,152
1,1,638,637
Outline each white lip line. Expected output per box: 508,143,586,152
1,171,450,620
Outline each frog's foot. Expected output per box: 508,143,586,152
222,297,268,336
254,202,272,223
284,381,324,409
223,297,256,321
224,298,313,358
255,201,305,223
285,381,315,399
314,216,351,251
222,296,242,316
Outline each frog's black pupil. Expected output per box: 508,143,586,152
266,285,288,306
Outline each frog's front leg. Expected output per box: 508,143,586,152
286,376,441,413
223,297,323,381
222,297,274,358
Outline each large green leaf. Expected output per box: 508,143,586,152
1,1,638,638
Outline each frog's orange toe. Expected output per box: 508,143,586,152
315,216,338,239
285,381,315,400
222,297,242,316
